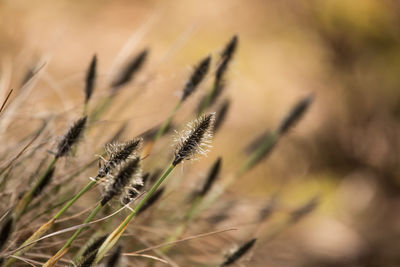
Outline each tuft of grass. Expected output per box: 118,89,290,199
94,113,216,263
0,35,320,267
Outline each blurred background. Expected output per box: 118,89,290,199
1,0,400,266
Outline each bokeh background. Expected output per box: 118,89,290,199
1,0,400,266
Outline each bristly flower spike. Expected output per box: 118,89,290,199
181,55,211,102
111,49,149,91
85,54,97,104
238,93,314,175
216,35,238,85
97,138,142,179
56,116,87,158
121,172,149,204
152,56,211,145
197,35,238,115
277,93,314,136
101,157,141,206
173,113,215,166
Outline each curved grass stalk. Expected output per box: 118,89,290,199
4,179,98,267
95,163,175,263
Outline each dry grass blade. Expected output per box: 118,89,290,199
0,88,13,115
7,255,39,267
0,121,47,177
132,228,237,254
122,253,168,264
5,204,130,255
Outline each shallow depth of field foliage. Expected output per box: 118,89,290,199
1,0,400,266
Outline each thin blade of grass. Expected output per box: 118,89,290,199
0,88,13,115
132,228,237,254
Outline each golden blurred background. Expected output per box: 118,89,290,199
1,0,400,266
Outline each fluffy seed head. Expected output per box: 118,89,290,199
111,49,148,91
173,113,215,166
97,138,142,179
221,238,256,266
278,94,314,135
56,116,87,158
101,157,141,206
85,54,97,103
181,55,211,102
121,172,149,205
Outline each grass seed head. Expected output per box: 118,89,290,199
181,55,211,102
216,35,238,85
98,138,143,179
56,116,87,158
121,172,149,204
85,54,97,103
173,113,215,166
111,49,149,91
221,35,238,62
101,157,141,206
278,94,314,135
